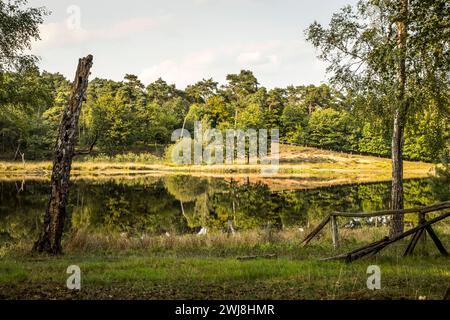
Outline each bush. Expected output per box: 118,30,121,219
82,152,160,163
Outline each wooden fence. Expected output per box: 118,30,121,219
301,200,450,262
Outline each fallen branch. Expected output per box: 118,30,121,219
237,254,277,261
321,237,390,262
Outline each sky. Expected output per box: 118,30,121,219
30,0,358,89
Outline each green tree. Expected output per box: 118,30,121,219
236,88,267,129
307,108,357,150
306,0,450,235
0,66,54,159
280,102,308,143
0,0,47,71
301,84,342,114
265,88,286,129
186,78,218,103
224,70,259,102
359,121,391,156
146,78,184,104
403,110,448,161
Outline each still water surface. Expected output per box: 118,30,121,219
0,175,448,244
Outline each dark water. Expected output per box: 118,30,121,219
0,175,448,244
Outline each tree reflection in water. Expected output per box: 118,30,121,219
0,175,448,246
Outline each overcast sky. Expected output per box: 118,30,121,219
30,0,358,89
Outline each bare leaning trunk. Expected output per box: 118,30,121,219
33,55,93,254
390,0,408,237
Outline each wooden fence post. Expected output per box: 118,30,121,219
331,215,339,249
419,211,427,244
301,215,331,247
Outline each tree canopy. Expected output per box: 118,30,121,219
0,68,447,162
0,0,48,71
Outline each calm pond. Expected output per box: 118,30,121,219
0,175,448,244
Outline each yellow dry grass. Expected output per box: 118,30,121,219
0,144,435,191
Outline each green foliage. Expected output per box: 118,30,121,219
305,0,449,162
82,152,160,163
224,70,259,101
307,108,357,150
403,111,447,161
280,105,307,143
358,122,390,156
236,102,264,129
185,78,218,103
0,66,57,159
0,0,48,71
431,162,450,202
0,65,446,161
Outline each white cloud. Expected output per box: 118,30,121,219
32,18,157,51
108,18,156,37
237,51,261,64
139,49,220,88
139,42,295,88
27,0,345,89
236,51,280,71
192,0,212,5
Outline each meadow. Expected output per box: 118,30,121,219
1,224,449,299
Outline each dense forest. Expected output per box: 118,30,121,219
1,67,448,162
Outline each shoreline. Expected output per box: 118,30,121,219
0,161,434,192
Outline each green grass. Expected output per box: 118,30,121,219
1,226,449,300
0,254,449,300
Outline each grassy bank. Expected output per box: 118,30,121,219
1,255,449,300
0,145,435,191
1,225,449,300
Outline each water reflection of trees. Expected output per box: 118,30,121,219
0,177,448,246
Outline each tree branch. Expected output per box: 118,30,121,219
73,133,98,157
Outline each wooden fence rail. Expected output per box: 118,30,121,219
300,201,450,261
331,201,450,218
323,210,450,262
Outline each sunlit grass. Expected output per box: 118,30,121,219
1,253,448,299
1,223,448,299
0,144,435,192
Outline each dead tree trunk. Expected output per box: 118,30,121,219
390,0,408,237
33,55,93,254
